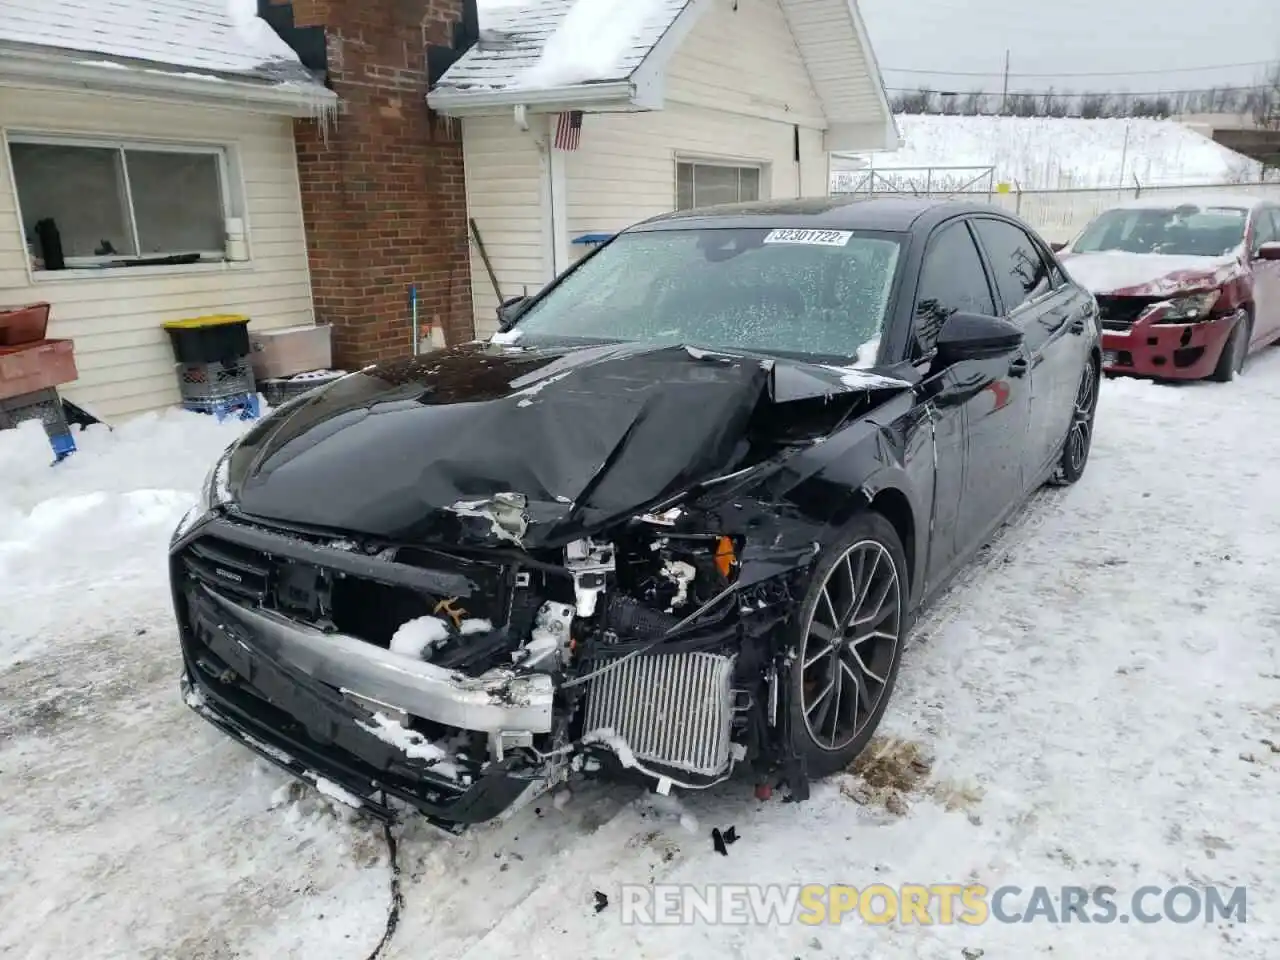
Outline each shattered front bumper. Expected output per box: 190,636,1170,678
1101,309,1237,379
177,583,544,826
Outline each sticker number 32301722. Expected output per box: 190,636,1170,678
762,229,853,246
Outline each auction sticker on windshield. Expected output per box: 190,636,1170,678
763,229,854,246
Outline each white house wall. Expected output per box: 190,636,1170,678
664,0,825,126
462,114,548,340
0,88,315,419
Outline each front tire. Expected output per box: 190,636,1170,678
1210,315,1249,383
787,512,907,778
1049,358,1099,487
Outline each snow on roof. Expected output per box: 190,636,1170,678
0,0,315,83
834,115,1265,191
449,0,691,92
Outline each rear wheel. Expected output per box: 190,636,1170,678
1210,315,1249,382
787,513,907,778
1049,359,1099,487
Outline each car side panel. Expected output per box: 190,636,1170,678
1250,208,1280,346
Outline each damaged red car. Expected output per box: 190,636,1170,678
1057,194,1280,382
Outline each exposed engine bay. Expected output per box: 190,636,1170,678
177,506,795,826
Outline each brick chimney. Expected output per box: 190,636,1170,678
272,0,473,368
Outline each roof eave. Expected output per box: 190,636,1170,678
427,79,637,117
844,0,900,148
0,46,337,117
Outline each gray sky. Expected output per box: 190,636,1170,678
860,0,1277,102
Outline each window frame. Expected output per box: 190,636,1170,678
969,215,1060,317
1250,206,1280,256
906,216,999,363
5,130,241,275
674,158,766,210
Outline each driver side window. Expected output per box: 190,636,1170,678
912,221,997,359
1252,209,1279,256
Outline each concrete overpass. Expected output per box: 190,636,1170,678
1178,112,1280,170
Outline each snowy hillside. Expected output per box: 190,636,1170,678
834,115,1265,191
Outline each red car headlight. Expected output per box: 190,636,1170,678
1156,290,1220,323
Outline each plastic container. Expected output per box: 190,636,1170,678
181,392,261,422
0,339,79,401
0,385,77,460
260,369,345,407
163,314,251,364
0,302,51,346
249,324,332,379
177,357,256,404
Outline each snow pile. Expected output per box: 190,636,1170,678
388,614,493,660
0,409,247,667
225,0,301,63
835,115,1263,190
520,0,652,89
389,615,452,660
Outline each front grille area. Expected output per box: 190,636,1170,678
1096,295,1158,330
177,517,509,648
583,652,737,777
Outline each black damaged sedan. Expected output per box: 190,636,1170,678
171,197,1101,827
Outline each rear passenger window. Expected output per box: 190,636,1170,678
972,218,1054,314
912,221,996,358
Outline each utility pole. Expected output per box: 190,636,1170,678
1000,49,1010,115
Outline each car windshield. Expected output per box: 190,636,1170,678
500,227,904,364
1071,204,1248,257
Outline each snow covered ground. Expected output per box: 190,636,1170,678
832,115,1267,191
3,353,1279,959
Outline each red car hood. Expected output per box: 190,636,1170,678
1062,251,1245,298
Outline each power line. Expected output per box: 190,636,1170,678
886,83,1277,98
882,59,1280,80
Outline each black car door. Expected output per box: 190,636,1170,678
905,218,1033,594
970,217,1088,483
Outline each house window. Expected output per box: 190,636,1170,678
676,161,762,210
7,135,234,271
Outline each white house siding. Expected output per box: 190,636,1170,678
462,115,548,340
560,0,830,277
0,87,315,419
664,0,825,128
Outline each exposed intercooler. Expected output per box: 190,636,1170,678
582,651,737,778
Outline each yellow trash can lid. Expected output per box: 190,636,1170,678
162,314,250,331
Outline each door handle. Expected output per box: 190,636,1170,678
1008,356,1029,378
1069,317,1086,334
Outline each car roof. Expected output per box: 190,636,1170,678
627,195,1004,234
1102,191,1275,212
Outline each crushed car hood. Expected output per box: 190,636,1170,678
1062,250,1245,298
226,341,910,548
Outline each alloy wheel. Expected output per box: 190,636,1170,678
799,541,902,752
1066,365,1097,474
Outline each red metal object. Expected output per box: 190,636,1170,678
0,302,51,346
754,783,773,801
0,339,79,401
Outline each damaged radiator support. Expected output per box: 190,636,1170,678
582,652,737,778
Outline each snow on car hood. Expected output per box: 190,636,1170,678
225,341,911,548
1061,250,1246,298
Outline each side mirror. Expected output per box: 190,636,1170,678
1256,241,1280,262
496,295,531,331
935,311,1024,365
1049,240,1068,253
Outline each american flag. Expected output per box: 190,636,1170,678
553,110,584,151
